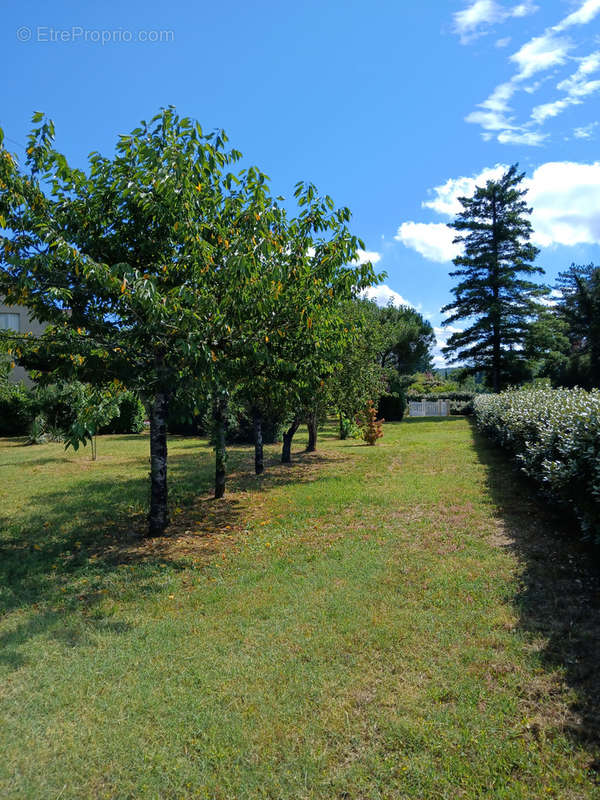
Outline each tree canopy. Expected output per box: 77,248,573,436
0,109,382,533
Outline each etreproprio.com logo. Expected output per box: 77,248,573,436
16,26,175,44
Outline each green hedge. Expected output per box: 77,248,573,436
0,382,36,436
378,393,406,421
99,392,145,434
0,382,145,438
474,388,600,541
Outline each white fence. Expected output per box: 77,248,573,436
408,400,449,417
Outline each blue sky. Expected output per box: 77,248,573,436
2,0,600,364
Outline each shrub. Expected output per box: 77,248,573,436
226,411,283,445
474,388,600,540
167,393,210,436
0,381,36,436
0,378,146,440
100,392,145,434
338,413,359,440
378,392,406,421
356,400,384,445
33,383,82,432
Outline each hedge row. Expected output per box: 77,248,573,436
474,389,600,540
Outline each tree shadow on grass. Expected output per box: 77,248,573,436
469,419,600,763
0,439,344,646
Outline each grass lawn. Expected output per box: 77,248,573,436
1,419,599,799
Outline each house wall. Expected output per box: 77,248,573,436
0,301,47,385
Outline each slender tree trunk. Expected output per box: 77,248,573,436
306,412,318,452
253,408,264,475
148,391,169,537
491,194,501,393
281,417,301,463
339,411,347,440
492,330,501,393
213,394,228,499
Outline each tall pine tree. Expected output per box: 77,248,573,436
441,165,544,392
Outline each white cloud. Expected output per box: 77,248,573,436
497,128,548,144
362,284,415,308
512,1,537,16
556,50,600,94
394,222,462,263
554,0,600,31
557,50,600,94
464,1,600,144
531,98,578,124
496,36,512,47
454,0,502,41
529,51,600,124
401,162,600,260
465,81,517,130
354,249,381,265
526,161,600,247
573,121,599,138
538,288,563,306
432,325,464,367
510,32,572,80
422,165,508,215
453,0,538,43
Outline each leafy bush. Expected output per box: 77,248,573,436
378,392,406,421
167,393,210,436
474,388,600,540
228,413,283,445
356,400,384,445
0,379,146,440
407,371,457,396
167,392,284,443
25,415,49,445
33,383,84,432
99,392,145,434
338,413,360,440
0,380,36,436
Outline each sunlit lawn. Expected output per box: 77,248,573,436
1,419,598,799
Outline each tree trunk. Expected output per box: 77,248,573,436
306,413,318,452
491,193,501,394
339,411,347,440
281,417,301,463
253,408,264,475
148,391,169,537
213,394,228,499
492,336,501,393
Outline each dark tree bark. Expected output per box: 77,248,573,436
281,416,301,463
253,408,264,475
213,394,228,499
306,412,318,452
148,391,170,537
339,411,347,440
491,193,501,394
